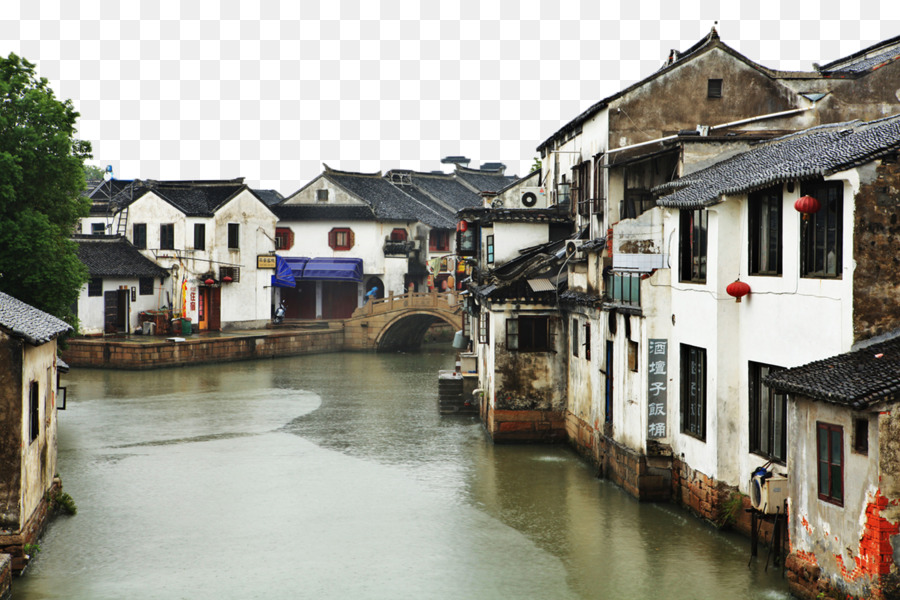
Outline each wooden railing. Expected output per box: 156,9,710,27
351,290,459,318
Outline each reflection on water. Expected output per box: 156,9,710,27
13,350,789,600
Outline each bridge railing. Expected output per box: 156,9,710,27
352,290,459,318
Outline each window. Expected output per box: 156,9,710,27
91,222,106,235
219,266,240,283
390,228,408,242
316,189,329,202
572,319,579,357
708,78,723,98
584,323,591,360
194,223,206,251
486,234,495,264
275,227,294,250
680,344,706,440
456,222,479,257
574,161,591,217
133,223,147,249
160,223,175,250
817,422,843,506
679,208,707,283
605,270,641,306
227,223,240,249
853,418,869,455
29,381,39,442
506,316,553,352
88,277,102,297
328,227,355,251
800,180,843,278
429,230,451,252
478,311,490,345
748,186,782,276
749,362,786,463
139,277,153,295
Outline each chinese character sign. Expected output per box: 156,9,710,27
647,339,668,439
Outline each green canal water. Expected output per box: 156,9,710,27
13,349,790,599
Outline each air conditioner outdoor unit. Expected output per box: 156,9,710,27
750,473,788,514
518,186,547,209
565,239,585,257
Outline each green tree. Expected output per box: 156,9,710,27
84,163,104,182
0,53,92,328
531,156,542,173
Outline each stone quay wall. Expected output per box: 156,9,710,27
0,478,61,574
62,326,345,369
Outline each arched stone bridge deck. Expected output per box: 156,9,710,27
344,291,463,352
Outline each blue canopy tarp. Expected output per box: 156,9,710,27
271,255,298,288
283,257,309,279
301,257,363,282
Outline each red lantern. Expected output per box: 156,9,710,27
794,195,820,220
223,276,233,283
726,280,751,303
458,220,468,232
204,278,215,285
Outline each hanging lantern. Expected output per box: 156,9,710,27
458,220,468,232
726,279,751,303
204,278,215,285
794,195,821,220
223,276,233,283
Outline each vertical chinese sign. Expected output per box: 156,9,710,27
647,339,668,439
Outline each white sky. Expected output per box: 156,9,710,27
2,0,899,195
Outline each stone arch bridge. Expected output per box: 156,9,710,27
343,291,463,352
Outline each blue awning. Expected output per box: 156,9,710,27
271,255,298,288
283,257,309,279
301,257,363,282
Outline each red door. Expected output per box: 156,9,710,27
209,287,221,331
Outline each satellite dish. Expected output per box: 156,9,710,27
491,198,503,209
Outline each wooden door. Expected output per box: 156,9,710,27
104,291,118,333
198,288,209,331
209,287,221,331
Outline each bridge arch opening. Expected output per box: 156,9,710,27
375,312,458,352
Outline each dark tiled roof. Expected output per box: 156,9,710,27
103,179,249,217
404,173,482,212
454,165,518,193
458,206,573,225
252,189,284,206
765,335,900,409
819,35,900,75
655,115,900,209
75,235,170,278
325,169,455,228
270,204,376,221
559,289,602,308
471,239,568,303
0,291,72,346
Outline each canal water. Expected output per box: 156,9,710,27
13,349,790,600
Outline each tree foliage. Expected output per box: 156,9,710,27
0,53,92,327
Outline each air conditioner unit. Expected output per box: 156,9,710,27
517,186,547,209
565,239,585,257
750,473,788,514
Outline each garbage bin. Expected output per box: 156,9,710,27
181,318,192,335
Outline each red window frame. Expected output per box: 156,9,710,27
275,227,294,250
390,228,408,242
328,227,354,251
429,230,451,252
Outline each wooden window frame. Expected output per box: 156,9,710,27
328,227,355,251
227,223,240,250
478,311,489,345
506,316,554,352
680,344,706,441
679,208,707,283
160,223,175,251
584,323,591,361
748,186,782,276
572,318,579,357
800,180,843,279
707,78,723,98
749,362,786,463
275,227,294,251
389,228,408,242
817,422,844,506
133,223,147,249
29,381,39,442
194,223,206,251
139,277,153,296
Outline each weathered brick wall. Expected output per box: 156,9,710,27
485,406,567,443
62,328,345,369
0,477,60,574
853,155,900,341
671,458,727,523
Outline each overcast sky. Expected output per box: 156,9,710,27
2,0,899,195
